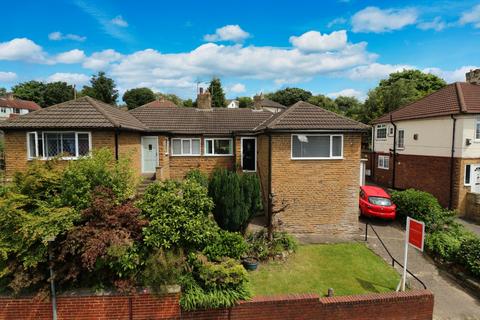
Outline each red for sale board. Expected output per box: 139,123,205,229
407,217,425,251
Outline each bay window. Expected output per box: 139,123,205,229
205,138,233,156
291,134,343,159
27,131,91,160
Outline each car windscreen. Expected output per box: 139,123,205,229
368,196,392,206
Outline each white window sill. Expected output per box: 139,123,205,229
170,154,202,157
291,157,344,160
378,167,389,170
204,154,234,157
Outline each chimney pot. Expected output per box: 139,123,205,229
466,69,480,85
253,93,263,110
6,93,14,100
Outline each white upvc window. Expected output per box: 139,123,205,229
378,155,389,170
26,131,91,160
475,119,480,140
397,129,405,149
376,124,387,140
291,134,343,160
171,138,201,156
204,138,233,156
465,164,471,186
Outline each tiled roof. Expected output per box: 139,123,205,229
0,96,146,131
0,97,40,111
372,82,480,124
130,103,274,134
140,99,177,109
264,101,369,131
260,98,286,109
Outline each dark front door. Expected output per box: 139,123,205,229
242,138,256,171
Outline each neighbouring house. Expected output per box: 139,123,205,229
369,69,480,216
226,99,239,108
0,88,369,240
0,93,41,120
253,94,287,113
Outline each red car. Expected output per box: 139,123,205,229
359,186,396,220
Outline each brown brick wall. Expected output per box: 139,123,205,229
371,152,393,188
0,290,434,320
270,133,362,239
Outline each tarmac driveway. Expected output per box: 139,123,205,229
359,218,480,320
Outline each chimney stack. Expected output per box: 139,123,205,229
5,93,14,100
253,93,264,110
466,69,480,85
197,87,212,110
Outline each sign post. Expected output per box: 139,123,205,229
397,217,425,291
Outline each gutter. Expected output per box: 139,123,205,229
390,114,397,189
448,115,457,210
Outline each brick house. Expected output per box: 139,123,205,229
370,69,480,215
0,93,40,120
0,90,369,240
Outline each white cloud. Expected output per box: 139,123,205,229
423,66,480,83
417,17,446,31
0,71,17,81
46,73,90,86
459,4,480,28
82,49,123,70
289,30,347,52
54,49,86,64
111,15,128,27
328,17,347,28
48,31,86,41
347,63,414,80
0,38,47,63
351,7,418,33
327,88,364,100
230,83,246,93
204,25,250,42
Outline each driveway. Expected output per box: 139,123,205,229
457,217,480,236
359,218,480,320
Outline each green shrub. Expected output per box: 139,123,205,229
391,189,442,222
143,248,185,294
185,169,209,189
245,229,298,261
457,237,480,277
202,230,248,261
425,227,469,262
208,169,262,232
139,179,216,250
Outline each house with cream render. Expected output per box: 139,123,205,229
370,69,480,216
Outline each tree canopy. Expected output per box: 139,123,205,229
81,72,119,105
12,81,75,107
122,87,156,110
43,82,75,107
266,87,313,106
237,96,253,108
208,78,226,108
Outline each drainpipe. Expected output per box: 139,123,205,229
390,115,397,189
232,131,237,171
371,127,375,181
114,128,120,160
448,115,457,209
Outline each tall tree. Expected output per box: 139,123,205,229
237,96,253,108
182,98,194,108
43,82,75,107
0,88,6,97
12,81,47,106
208,78,226,108
266,87,312,106
81,72,119,105
307,94,338,112
123,87,155,110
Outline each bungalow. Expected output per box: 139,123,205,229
0,89,369,240
370,69,480,216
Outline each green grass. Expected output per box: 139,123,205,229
249,243,400,297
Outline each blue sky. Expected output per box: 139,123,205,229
0,0,479,101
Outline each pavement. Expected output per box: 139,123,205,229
359,218,480,320
457,217,480,236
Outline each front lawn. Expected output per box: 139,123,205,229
249,243,400,297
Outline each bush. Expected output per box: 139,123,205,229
179,254,251,310
202,230,248,261
138,179,216,250
143,248,185,294
208,169,262,232
185,169,209,189
425,225,474,262
391,189,442,222
457,237,480,277
245,229,298,261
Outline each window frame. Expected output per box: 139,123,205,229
26,131,92,160
465,164,472,186
376,124,387,140
290,134,344,160
204,138,234,156
170,138,201,156
378,155,390,170
397,129,405,149
475,119,480,141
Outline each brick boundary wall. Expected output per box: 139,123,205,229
0,290,434,320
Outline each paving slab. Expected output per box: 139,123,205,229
359,219,480,320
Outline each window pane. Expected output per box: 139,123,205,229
205,140,213,154
45,133,61,157
294,135,330,158
62,133,76,156
192,139,200,155
38,135,44,157
172,139,181,154
466,165,471,184
28,133,37,158
476,122,480,139
78,133,90,156
182,139,191,154
214,139,232,155
332,136,342,157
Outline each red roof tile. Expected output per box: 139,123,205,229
0,97,40,111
